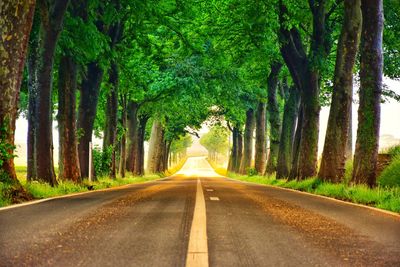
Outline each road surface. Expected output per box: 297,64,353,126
1,157,399,266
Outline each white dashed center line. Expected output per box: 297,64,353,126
206,189,214,192
209,197,220,201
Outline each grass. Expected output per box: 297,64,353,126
0,160,186,208
208,159,400,213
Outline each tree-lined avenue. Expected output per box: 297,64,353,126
1,157,399,266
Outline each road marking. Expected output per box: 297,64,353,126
205,189,214,192
186,179,209,267
209,197,219,201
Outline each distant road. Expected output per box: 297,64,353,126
1,157,399,266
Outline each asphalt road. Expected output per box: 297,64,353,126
1,157,399,266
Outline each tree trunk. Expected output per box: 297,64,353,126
319,0,362,183
277,88,300,179
35,0,69,186
27,10,40,181
297,74,320,179
119,95,127,178
239,109,256,174
254,102,267,174
77,62,103,178
279,1,331,179
103,62,119,178
133,115,148,176
352,0,383,187
0,0,35,183
57,56,81,182
266,62,283,174
236,130,243,172
228,127,240,173
289,105,303,179
147,120,165,173
126,101,139,172
346,99,353,159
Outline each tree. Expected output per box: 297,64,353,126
265,62,282,174
57,56,81,182
0,0,36,183
239,108,256,174
352,0,384,187
200,125,229,162
276,86,300,179
319,0,362,183
34,0,70,185
279,0,338,179
147,120,165,173
254,102,267,174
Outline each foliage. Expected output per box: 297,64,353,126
378,156,400,187
0,122,15,168
200,125,229,156
247,167,258,176
92,145,112,177
170,135,192,155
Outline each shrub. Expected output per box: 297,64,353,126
344,160,353,185
378,155,400,187
246,167,258,176
92,145,112,177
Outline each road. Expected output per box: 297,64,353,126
1,157,399,266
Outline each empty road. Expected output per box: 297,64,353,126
1,157,399,266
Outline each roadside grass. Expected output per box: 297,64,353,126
0,161,185,208
207,159,400,213
226,172,400,213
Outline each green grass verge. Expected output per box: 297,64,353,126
0,171,163,208
1,159,187,208
221,172,400,213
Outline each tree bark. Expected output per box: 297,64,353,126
279,0,331,179
57,56,81,182
266,62,283,174
103,62,119,178
277,87,300,179
346,103,353,159
27,9,40,181
289,105,303,179
34,0,69,186
133,115,148,176
0,0,36,183
119,94,127,178
254,102,267,174
126,101,139,172
319,0,362,183
352,0,383,187
77,62,103,178
147,120,165,173
239,109,256,174
228,126,242,173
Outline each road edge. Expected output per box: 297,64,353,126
0,176,170,212
224,177,400,218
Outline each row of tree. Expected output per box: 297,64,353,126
212,0,397,187
0,0,399,192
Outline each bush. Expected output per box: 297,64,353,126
344,160,353,185
378,155,400,187
246,167,258,176
92,145,112,177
